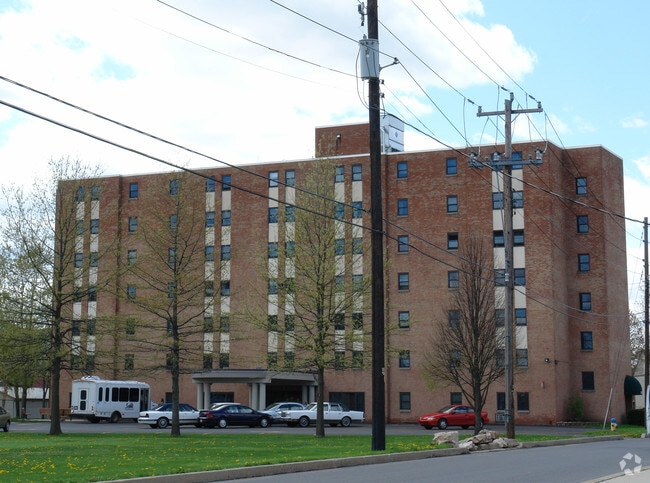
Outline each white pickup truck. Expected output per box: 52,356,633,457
280,402,365,427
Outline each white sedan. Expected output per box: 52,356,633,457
137,403,200,429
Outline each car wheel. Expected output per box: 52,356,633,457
259,417,270,428
3,420,9,432
298,416,310,428
340,416,351,428
438,419,448,430
110,412,121,424
218,418,228,429
157,417,169,429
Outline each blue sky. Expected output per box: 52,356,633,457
0,0,648,312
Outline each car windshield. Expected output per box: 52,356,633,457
438,406,455,414
263,403,281,411
305,403,317,411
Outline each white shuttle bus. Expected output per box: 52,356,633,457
70,376,151,423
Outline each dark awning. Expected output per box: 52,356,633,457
624,375,643,396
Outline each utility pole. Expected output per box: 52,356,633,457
361,0,386,451
643,216,650,399
475,92,542,439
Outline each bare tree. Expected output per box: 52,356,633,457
630,310,644,375
0,157,105,435
122,172,207,436
247,160,370,437
422,235,504,434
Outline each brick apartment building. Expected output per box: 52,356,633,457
59,120,631,425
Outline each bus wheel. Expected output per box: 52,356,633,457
110,412,121,423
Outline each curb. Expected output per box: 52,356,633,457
105,435,625,482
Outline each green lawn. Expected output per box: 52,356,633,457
0,433,436,482
0,428,635,482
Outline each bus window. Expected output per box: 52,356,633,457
129,388,139,402
80,389,87,411
119,387,129,402
112,387,119,402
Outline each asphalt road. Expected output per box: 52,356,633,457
13,419,602,437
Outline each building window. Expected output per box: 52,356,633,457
447,195,458,213
221,210,231,226
205,245,214,262
335,239,345,255
76,186,85,202
168,248,176,267
399,392,411,411
577,215,589,233
268,207,278,223
576,177,587,195
268,315,279,331
268,242,278,258
398,350,410,368
91,185,100,200
129,182,138,199
513,229,525,246
398,273,409,291
168,282,175,299
124,354,134,371
269,171,279,188
493,231,504,247
495,269,506,286
396,161,408,179
90,219,99,234
351,313,363,330
581,331,593,351
218,353,230,369
220,316,230,332
204,281,214,297
335,202,344,220
126,319,135,336
285,205,295,222
514,268,526,286
352,201,363,219
203,354,213,370
579,292,592,311
447,232,458,250
206,177,215,192
268,352,279,369
448,309,460,328
397,235,409,253
496,392,505,411
127,250,137,265
582,371,595,391
448,271,459,289
352,238,362,254
220,281,230,297
268,279,278,295
517,392,530,411
76,220,84,235
169,214,177,230
285,315,295,331
495,309,504,326
74,252,83,268
578,253,590,272
450,392,462,405
221,174,231,191
446,157,457,175
285,241,295,257
221,245,231,261
205,211,215,227
335,165,344,183
89,252,98,268
169,179,179,195
335,275,344,291
516,349,528,367
352,164,362,181
449,350,461,369
492,192,504,210
333,313,345,330
285,170,295,187
127,285,136,300
398,311,410,329
397,198,408,216
515,308,527,326
512,190,523,209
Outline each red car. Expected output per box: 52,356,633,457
419,405,488,430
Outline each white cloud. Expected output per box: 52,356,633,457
621,116,648,129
